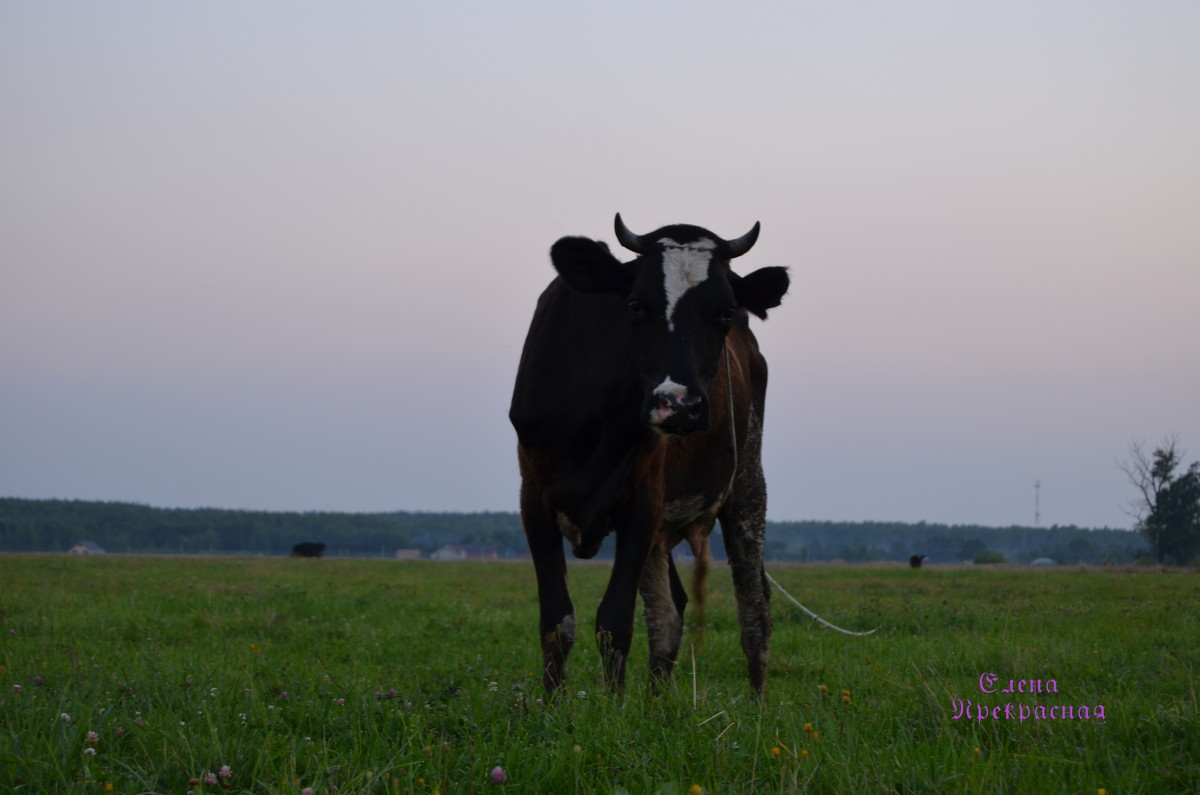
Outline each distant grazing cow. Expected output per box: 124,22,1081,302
510,214,789,697
910,554,926,569
291,542,326,558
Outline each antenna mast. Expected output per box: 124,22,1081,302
1034,478,1041,528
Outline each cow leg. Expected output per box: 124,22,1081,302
720,417,771,698
522,500,576,694
596,525,652,692
639,544,687,691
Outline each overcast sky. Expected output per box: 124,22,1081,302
3,2,1197,529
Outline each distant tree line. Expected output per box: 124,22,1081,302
0,499,522,557
761,520,1148,565
0,498,1150,564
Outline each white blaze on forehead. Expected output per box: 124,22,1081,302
658,237,715,331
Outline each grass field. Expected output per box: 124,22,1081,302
1,555,1197,794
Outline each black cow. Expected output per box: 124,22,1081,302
510,214,789,697
291,542,326,558
909,554,927,569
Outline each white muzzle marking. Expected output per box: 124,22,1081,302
650,376,688,424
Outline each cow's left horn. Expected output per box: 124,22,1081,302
614,213,644,254
726,222,761,258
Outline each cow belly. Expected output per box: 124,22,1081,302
659,495,721,550
556,495,717,553
661,495,707,527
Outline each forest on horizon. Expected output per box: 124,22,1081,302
0,497,1149,565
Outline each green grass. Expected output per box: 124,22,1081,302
1,556,1197,794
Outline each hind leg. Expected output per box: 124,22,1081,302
639,544,686,689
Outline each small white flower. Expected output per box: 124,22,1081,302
60,713,71,723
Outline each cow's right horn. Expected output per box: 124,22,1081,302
614,213,644,254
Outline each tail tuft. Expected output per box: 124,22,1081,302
690,535,710,649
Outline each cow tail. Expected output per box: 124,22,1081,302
690,534,710,649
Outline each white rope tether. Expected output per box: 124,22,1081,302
722,344,879,638
765,571,879,636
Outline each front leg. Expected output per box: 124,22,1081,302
521,492,576,694
720,414,772,699
595,514,655,692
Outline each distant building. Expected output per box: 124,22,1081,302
394,549,422,560
430,544,499,561
67,541,106,555
1030,557,1056,566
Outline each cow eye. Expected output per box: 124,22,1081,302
628,298,647,319
718,307,737,325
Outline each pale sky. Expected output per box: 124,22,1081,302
3,2,1197,529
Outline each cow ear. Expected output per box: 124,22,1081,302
551,236,635,295
733,266,789,319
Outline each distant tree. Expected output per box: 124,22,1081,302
1119,438,1200,565
1066,535,1096,564
956,538,987,562
972,549,1007,565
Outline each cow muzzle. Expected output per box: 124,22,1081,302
648,380,707,435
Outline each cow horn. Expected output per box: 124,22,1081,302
614,213,644,254
726,222,761,258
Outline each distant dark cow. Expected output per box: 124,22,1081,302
910,554,926,569
291,542,326,558
510,214,789,697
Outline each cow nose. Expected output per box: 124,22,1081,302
651,391,705,433
657,392,702,420
650,377,707,431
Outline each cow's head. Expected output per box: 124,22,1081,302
550,214,789,435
